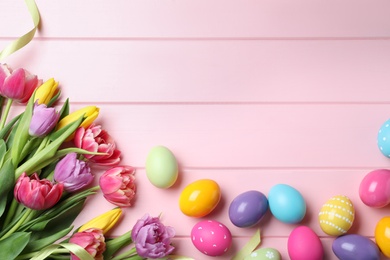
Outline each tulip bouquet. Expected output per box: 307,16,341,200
0,63,181,260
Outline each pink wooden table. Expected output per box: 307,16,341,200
2,0,390,259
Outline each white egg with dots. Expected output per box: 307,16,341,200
191,220,232,256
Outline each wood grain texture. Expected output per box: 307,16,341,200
2,0,390,259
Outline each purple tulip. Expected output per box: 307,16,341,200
54,153,94,192
29,103,60,137
14,172,64,210
131,214,175,258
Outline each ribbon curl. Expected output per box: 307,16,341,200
0,0,40,60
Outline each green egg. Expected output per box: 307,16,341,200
244,248,281,260
145,145,178,188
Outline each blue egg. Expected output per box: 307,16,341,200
229,190,268,228
268,184,306,224
378,119,390,157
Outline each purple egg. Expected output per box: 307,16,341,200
332,234,380,260
228,190,268,227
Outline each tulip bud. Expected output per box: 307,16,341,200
34,78,59,105
29,103,60,137
99,166,136,207
69,228,106,260
14,173,64,210
53,153,93,192
0,64,40,103
78,208,122,234
56,106,99,131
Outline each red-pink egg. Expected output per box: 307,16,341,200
359,169,390,208
288,226,323,260
191,220,232,256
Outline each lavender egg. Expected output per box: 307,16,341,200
229,190,268,227
332,234,380,260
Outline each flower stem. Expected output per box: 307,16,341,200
2,199,19,228
110,247,140,260
0,98,13,130
0,208,33,240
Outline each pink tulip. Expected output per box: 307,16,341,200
14,173,64,210
131,214,175,258
99,166,136,207
0,64,41,103
74,124,121,166
29,103,60,137
69,228,106,260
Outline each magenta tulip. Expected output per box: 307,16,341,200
69,228,106,260
99,166,136,207
14,172,64,210
54,153,94,192
0,63,40,103
74,124,121,166
29,103,60,137
131,214,175,258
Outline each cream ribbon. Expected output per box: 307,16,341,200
0,0,40,60
232,229,262,260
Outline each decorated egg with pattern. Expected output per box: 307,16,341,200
244,248,281,260
191,220,232,256
318,195,355,236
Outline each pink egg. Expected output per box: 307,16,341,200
359,169,390,208
191,220,232,256
288,226,323,260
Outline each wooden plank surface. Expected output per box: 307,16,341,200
2,0,390,259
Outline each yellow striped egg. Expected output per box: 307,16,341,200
318,195,355,236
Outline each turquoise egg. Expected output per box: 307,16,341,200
378,119,390,157
268,184,306,224
244,248,281,260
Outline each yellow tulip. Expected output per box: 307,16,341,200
34,78,59,105
78,208,122,234
56,106,100,131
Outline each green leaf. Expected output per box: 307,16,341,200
58,98,69,120
11,92,35,167
24,226,73,252
104,231,133,259
15,115,83,178
47,89,61,107
0,140,7,167
0,197,7,219
0,159,15,218
0,232,31,260
0,113,21,140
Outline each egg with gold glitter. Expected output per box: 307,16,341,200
318,195,355,236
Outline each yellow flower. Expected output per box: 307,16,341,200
78,208,122,234
57,106,99,131
34,78,59,105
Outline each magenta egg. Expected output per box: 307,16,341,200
191,220,232,256
359,169,390,208
288,226,323,260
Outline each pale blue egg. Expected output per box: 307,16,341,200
268,184,306,224
378,119,390,158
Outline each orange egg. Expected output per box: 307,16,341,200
179,179,221,217
375,216,390,257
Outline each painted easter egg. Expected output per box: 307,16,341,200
268,184,306,224
332,234,380,260
319,195,354,236
375,216,390,257
229,190,268,228
244,248,281,260
377,119,390,157
288,226,323,260
145,145,178,188
179,179,221,217
191,220,232,256
359,169,390,208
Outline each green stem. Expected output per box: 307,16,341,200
2,199,19,227
0,208,33,240
34,136,50,155
110,247,139,260
0,98,13,130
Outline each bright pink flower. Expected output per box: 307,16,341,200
14,173,64,210
69,228,106,260
0,64,41,103
131,214,175,258
29,103,60,137
99,166,136,207
74,124,121,166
